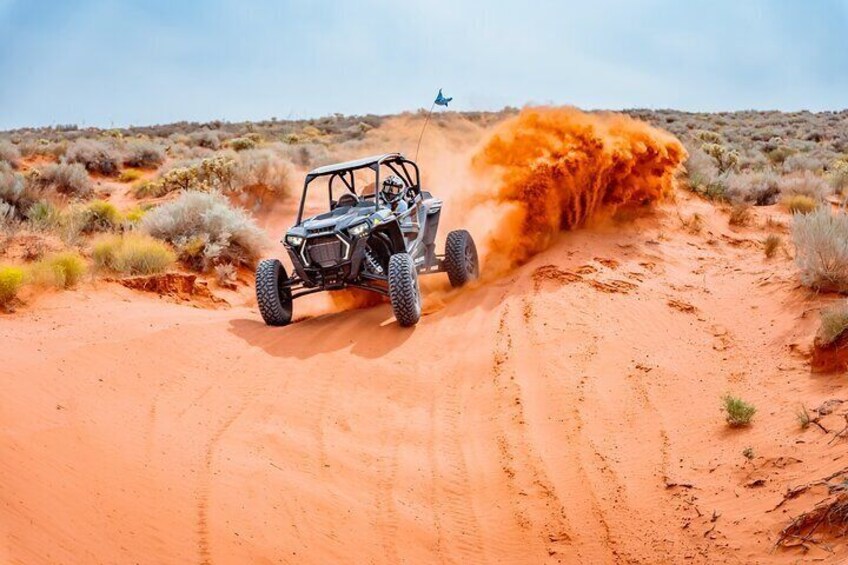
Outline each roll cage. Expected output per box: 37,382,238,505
295,153,421,224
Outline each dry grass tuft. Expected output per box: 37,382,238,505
93,233,175,275
728,203,752,226
32,252,86,288
0,265,25,309
763,234,782,258
783,194,818,214
816,302,848,347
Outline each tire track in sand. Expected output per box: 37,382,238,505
489,302,580,560
196,403,247,565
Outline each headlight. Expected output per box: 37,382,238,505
286,234,304,247
348,222,368,237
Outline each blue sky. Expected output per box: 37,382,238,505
0,0,846,129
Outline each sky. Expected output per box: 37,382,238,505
0,0,846,129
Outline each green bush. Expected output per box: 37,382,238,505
722,395,756,427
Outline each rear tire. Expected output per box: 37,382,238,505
444,230,479,288
255,259,293,326
388,253,421,327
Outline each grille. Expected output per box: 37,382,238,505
309,226,334,235
307,236,343,267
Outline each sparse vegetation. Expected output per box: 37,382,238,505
792,208,848,293
728,203,752,226
797,405,812,430
80,200,121,233
722,394,756,426
122,140,165,169
763,234,782,258
0,265,25,308
118,168,144,183
66,139,121,176
742,446,755,460
816,302,848,347
93,233,175,275
228,137,256,151
34,162,93,197
141,191,268,271
0,140,21,168
783,194,818,214
32,252,86,288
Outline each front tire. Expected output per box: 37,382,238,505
255,259,293,326
444,230,479,288
388,253,421,327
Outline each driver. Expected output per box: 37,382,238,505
381,175,408,213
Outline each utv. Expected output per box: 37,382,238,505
255,153,479,327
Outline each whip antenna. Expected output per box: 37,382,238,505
414,88,452,161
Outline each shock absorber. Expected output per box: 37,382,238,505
364,247,384,275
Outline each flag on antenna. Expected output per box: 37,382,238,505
434,88,452,107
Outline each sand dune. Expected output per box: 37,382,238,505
2,190,844,564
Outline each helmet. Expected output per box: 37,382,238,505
381,175,405,201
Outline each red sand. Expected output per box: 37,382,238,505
2,190,844,563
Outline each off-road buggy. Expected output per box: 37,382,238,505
255,153,479,327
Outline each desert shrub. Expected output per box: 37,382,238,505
188,130,221,150
81,200,121,232
233,148,293,197
122,140,165,169
118,168,143,183
783,194,818,214
0,140,21,168
214,263,237,287
229,137,256,151
92,233,175,275
728,203,752,226
725,171,780,205
722,395,756,426
783,153,824,174
829,160,848,195
34,162,92,197
141,191,268,271
763,234,782,258
66,139,121,176
0,265,25,308
817,301,848,347
25,201,61,230
778,171,829,201
0,162,25,205
684,146,727,200
138,155,236,198
792,208,848,292
33,252,86,288
122,205,149,225
702,143,739,174
0,201,16,227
